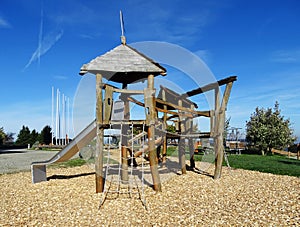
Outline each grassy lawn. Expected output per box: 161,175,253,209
226,154,300,177
167,146,300,177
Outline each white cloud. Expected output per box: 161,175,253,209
0,17,11,28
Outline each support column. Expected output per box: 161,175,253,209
213,87,222,179
95,73,104,193
214,82,234,179
146,74,162,192
188,104,195,169
162,89,167,167
178,99,187,174
121,84,129,183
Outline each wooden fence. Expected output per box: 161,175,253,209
271,148,300,160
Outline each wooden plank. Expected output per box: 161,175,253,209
103,85,113,124
112,87,144,94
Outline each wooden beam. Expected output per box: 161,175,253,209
95,73,104,193
113,88,144,94
181,76,237,98
162,89,167,167
156,99,210,117
146,74,162,192
178,99,187,174
214,82,234,179
121,83,129,183
188,104,195,169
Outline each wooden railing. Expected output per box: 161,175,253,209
271,148,300,160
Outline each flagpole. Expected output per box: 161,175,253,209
51,86,54,145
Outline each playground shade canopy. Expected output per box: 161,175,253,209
79,44,166,84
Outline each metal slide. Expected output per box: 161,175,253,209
31,120,96,183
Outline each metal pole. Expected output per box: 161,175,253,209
51,86,54,145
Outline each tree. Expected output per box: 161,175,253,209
16,126,31,145
0,127,5,145
246,102,295,155
39,125,52,145
30,129,39,145
166,124,176,133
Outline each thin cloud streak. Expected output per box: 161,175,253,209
0,17,11,28
270,49,300,63
24,30,64,70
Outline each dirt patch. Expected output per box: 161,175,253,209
1,162,299,226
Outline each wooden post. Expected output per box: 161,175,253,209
121,84,129,183
178,99,187,174
95,73,104,193
162,89,167,167
188,104,195,169
214,82,234,179
213,86,222,179
146,74,162,191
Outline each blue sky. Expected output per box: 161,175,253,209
0,0,300,142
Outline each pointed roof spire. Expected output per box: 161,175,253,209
120,10,126,45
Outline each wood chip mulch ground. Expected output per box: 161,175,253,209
1,162,299,226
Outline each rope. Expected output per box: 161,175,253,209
99,121,147,209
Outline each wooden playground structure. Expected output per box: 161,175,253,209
79,35,237,193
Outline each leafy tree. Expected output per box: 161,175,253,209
166,124,176,133
0,127,5,145
16,126,31,145
246,101,295,155
39,125,52,145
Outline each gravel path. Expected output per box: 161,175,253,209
0,149,58,174
1,162,299,226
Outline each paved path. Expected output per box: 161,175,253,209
0,149,58,174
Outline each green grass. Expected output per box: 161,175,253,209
226,154,300,177
49,158,87,168
167,146,300,177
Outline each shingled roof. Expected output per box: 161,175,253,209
79,44,167,84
